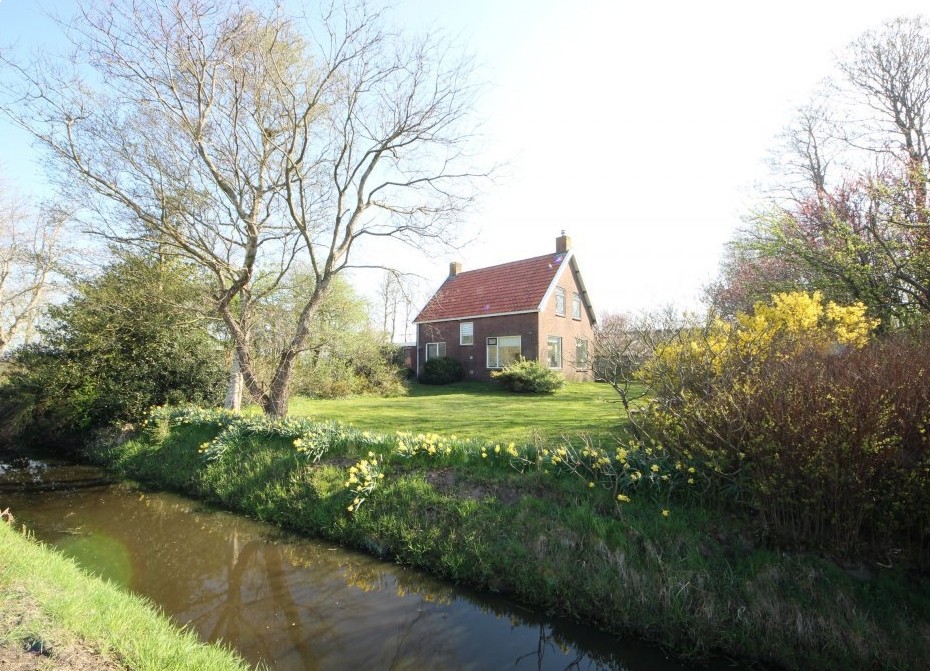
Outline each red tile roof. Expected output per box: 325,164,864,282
414,252,569,322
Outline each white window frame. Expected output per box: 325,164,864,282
547,335,562,369
575,338,589,369
486,335,521,368
460,321,474,345
572,292,582,320
555,287,566,316
425,342,446,361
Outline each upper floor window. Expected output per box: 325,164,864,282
572,292,582,320
555,287,566,316
460,321,474,345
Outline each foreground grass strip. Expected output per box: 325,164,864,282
0,522,252,671
93,409,930,671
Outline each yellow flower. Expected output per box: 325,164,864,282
588,482,595,488
661,509,670,518
650,464,660,473
617,494,631,503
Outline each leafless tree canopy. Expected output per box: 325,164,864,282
0,0,486,415
714,16,930,325
0,189,65,355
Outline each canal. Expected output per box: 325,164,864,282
0,454,719,671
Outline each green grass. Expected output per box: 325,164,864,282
287,381,626,444
0,522,252,671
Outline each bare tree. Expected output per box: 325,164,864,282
840,16,930,221
0,189,65,355
591,312,656,435
1,0,485,416
372,269,422,343
375,270,401,342
716,16,930,327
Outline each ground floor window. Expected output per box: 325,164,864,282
486,335,521,368
575,338,589,369
547,335,562,368
426,342,446,360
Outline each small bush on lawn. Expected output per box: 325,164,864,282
492,358,564,393
419,356,464,385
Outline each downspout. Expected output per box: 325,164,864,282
415,324,420,379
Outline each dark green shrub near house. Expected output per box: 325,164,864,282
419,356,464,385
491,358,564,393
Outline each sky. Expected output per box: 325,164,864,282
2,0,930,329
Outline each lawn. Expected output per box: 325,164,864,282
288,381,627,445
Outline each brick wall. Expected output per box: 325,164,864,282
537,262,595,382
417,312,539,382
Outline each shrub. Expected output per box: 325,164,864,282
633,293,930,567
292,338,406,399
0,255,226,449
419,356,464,385
491,358,564,393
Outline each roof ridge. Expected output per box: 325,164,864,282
452,251,565,276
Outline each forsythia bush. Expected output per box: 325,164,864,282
637,292,930,566
643,291,879,401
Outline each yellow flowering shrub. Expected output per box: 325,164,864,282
635,300,930,567
641,292,878,403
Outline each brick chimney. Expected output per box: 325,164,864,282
556,231,572,253
449,261,463,277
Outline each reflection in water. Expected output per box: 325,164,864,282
0,457,703,671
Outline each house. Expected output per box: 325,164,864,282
413,234,596,382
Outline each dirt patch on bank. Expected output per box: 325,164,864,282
0,640,124,671
0,592,124,671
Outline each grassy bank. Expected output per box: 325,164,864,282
85,400,930,671
0,520,251,671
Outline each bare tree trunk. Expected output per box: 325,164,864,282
224,351,244,411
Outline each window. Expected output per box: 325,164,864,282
572,292,582,320
486,335,521,368
575,338,589,369
426,342,446,360
555,287,566,316
460,321,474,345
547,336,562,368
